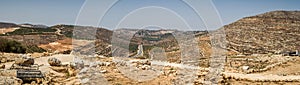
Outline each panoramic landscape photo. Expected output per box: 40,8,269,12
0,0,300,85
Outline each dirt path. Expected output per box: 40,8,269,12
224,72,300,82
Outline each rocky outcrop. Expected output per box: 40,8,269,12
50,66,68,73
0,56,7,63
0,64,5,69
15,58,34,66
0,53,20,63
70,61,84,69
48,58,61,66
0,70,17,77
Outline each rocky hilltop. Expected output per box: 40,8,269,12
224,11,300,54
0,22,18,28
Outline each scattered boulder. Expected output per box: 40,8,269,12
0,57,7,63
0,70,17,77
100,70,107,73
197,71,208,77
67,67,77,76
87,61,111,68
43,52,50,56
15,58,34,66
242,66,249,71
132,60,151,66
23,58,34,66
0,64,5,69
141,65,151,70
48,58,61,66
62,50,72,54
0,76,22,85
50,66,68,73
131,60,152,70
70,61,84,69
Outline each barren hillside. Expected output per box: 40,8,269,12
224,11,300,54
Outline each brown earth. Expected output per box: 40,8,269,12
0,27,19,34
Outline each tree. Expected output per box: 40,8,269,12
0,38,26,53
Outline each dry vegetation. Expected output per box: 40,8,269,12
0,10,300,85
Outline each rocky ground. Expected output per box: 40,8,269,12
224,11,300,54
0,10,300,85
1,52,300,85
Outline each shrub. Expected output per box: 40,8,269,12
4,27,56,35
0,38,26,53
0,38,45,53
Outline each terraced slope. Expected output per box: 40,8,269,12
224,11,300,54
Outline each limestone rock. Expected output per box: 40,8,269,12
242,66,249,71
0,76,22,85
70,61,84,69
141,65,151,70
0,70,17,76
0,57,7,63
15,58,34,66
67,68,77,76
50,66,68,73
0,64,5,69
100,70,107,73
48,58,61,66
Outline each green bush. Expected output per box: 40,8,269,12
0,38,26,53
0,38,45,53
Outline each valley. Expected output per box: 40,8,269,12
0,10,300,85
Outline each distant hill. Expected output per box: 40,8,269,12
1,10,299,55
0,24,65,53
224,10,300,54
0,22,19,28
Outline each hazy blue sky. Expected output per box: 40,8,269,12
0,0,299,30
